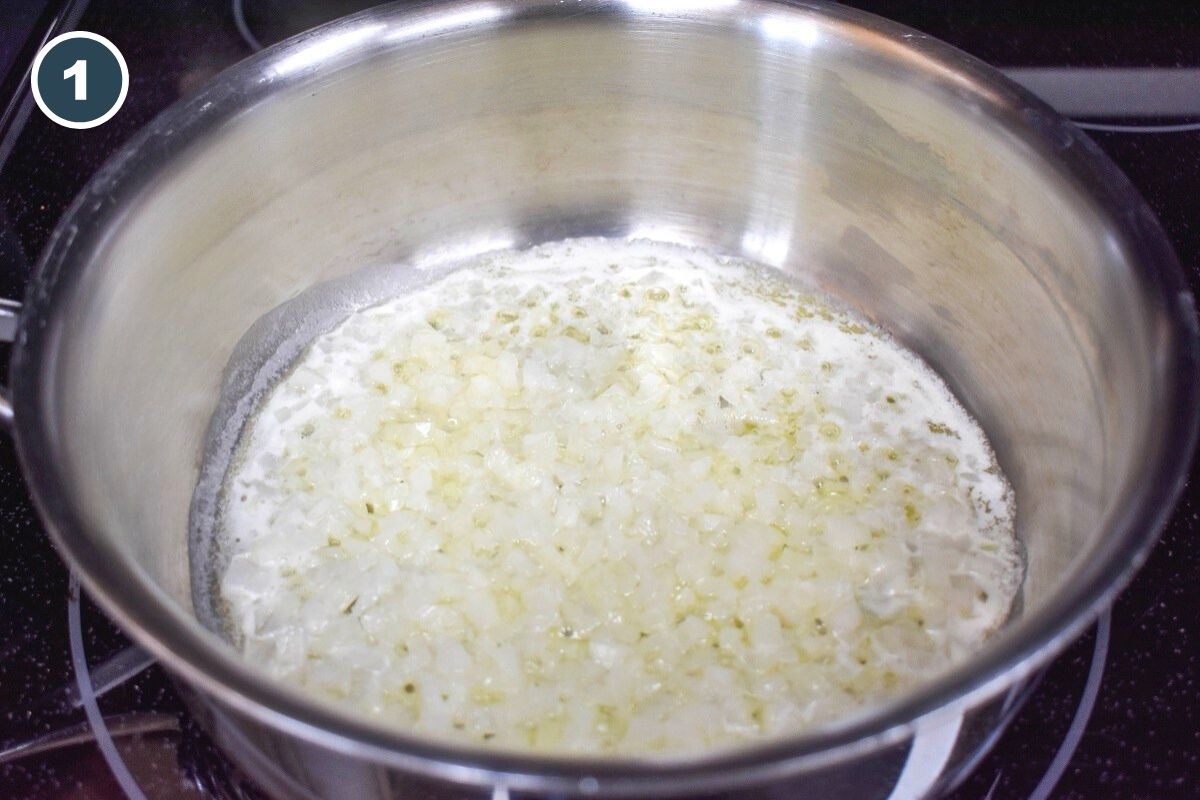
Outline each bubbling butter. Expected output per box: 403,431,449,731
218,238,1020,755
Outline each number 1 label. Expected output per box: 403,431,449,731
63,59,87,101
32,31,128,129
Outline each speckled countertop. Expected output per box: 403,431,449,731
0,2,1198,798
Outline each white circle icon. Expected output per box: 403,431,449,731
31,31,129,130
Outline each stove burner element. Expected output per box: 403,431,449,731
1026,611,1110,800
68,575,151,800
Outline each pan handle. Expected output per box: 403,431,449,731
0,298,20,430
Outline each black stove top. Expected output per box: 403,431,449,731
1,2,1198,799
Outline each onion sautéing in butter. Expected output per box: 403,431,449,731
218,239,1020,755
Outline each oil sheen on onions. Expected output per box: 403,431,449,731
218,238,1020,755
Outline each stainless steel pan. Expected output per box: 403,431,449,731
2,1,1197,797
